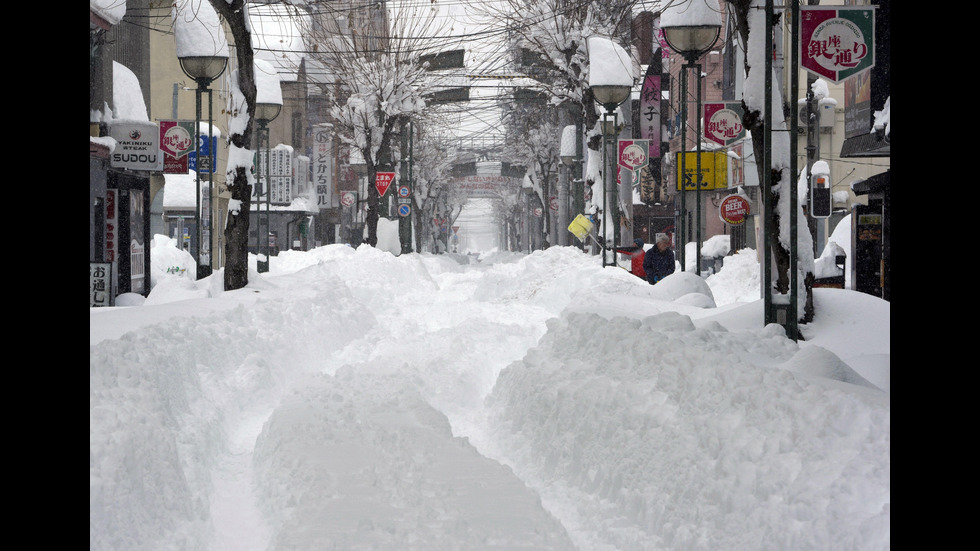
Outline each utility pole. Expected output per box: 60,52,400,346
805,75,820,256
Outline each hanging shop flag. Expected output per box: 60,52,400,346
703,102,746,147
160,120,195,174
639,49,666,204
800,6,875,84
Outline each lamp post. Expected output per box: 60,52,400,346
253,59,283,273
593,97,629,267
661,1,721,274
178,54,227,279
559,124,577,247
255,101,281,273
588,35,634,268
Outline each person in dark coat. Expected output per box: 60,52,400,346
613,238,647,280
643,234,675,284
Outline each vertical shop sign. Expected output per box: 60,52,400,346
105,189,118,263
314,125,334,208
90,262,114,307
639,50,665,204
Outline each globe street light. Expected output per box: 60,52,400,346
253,59,283,273
255,100,281,273
588,36,635,268
559,125,577,247
178,54,227,279
661,0,721,275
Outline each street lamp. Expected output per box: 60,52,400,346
661,0,721,275
588,35,635,267
559,125,577,247
253,59,283,273
178,54,227,279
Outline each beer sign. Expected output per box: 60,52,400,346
718,193,750,225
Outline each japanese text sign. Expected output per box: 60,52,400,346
801,6,875,84
375,172,395,197
703,103,745,147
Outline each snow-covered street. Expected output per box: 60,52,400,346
90,241,889,550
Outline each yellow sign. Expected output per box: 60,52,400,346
567,214,593,241
675,151,728,191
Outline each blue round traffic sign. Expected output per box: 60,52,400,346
398,204,411,217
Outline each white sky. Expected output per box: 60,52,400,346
91,215,889,550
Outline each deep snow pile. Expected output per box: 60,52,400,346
91,240,889,551
482,309,888,550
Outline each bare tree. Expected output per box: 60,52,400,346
201,0,258,291
724,0,816,322
410,126,460,253
471,0,636,243
291,1,460,247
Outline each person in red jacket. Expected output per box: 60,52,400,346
614,238,647,280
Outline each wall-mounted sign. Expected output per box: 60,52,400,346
314,125,334,207
675,151,729,191
109,121,162,171
188,134,218,174
340,191,357,208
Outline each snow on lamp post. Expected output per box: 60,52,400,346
253,59,282,274
660,0,721,275
174,0,228,279
558,124,578,247
588,35,635,268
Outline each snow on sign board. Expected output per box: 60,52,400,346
375,172,395,196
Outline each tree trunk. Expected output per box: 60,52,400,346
730,0,815,323
210,0,255,292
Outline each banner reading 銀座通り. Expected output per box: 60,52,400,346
160,120,195,174
800,6,875,84
704,103,745,147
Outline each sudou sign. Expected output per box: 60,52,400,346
110,122,163,171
